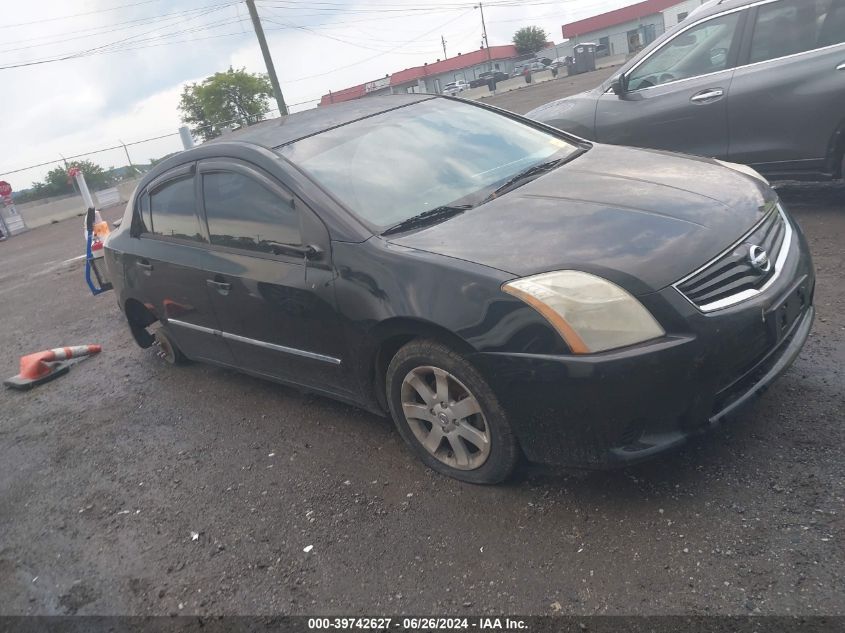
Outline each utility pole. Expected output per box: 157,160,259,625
245,0,288,116
475,3,491,61
441,34,448,59
119,140,135,174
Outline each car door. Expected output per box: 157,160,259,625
727,0,845,175
196,159,352,395
594,8,747,159
124,163,234,364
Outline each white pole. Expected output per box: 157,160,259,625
179,125,195,149
74,171,95,209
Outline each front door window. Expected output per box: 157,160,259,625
626,12,741,91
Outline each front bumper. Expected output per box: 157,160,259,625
470,213,816,468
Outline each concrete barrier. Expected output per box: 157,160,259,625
16,178,140,229
463,71,556,100
95,187,120,207
463,56,628,102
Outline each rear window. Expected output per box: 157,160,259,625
750,0,845,63
149,177,203,242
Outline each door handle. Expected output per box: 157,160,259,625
206,278,231,296
690,88,725,103
837,62,845,71
136,260,153,272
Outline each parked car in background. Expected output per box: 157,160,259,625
525,61,550,72
443,80,469,96
513,61,548,77
105,95,814,484
527,0,845,181
469,71,509,88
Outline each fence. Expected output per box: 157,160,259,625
15,178,141,229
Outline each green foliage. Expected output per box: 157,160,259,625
512,26,548,55
21,160,114,201
179,67,275,142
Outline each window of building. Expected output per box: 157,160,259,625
202,171,300,255
750,0,845,64
149,176,203,242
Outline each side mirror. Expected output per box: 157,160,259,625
610,76,626,96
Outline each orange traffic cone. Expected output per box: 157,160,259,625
5,345,102,390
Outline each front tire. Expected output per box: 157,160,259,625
386,340,519,484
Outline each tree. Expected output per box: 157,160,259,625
179,67,275,142
28,160,114,199
512,26,548,55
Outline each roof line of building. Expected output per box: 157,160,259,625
320,44,521,106
562,0,682,38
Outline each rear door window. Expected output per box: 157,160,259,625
202,171,301,254
749,0,845,64
149,176,203,242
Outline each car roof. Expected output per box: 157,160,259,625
209,94,433,149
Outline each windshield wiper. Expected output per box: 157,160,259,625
481,158,567,203
381,204,473,236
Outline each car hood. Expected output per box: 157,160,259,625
388,144,777,295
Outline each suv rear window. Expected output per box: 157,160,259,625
750,0,845,63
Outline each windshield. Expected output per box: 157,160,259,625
278,99,579,230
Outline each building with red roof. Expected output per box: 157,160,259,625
561,0,705,57
318,1,709,107
320,45,523,107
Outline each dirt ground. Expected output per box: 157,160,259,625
1,69,843,617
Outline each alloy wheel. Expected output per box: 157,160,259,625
400,366,491,471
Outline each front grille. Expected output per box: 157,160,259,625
676,205,790,311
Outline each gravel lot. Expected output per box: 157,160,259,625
1,68,843,617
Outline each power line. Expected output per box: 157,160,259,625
0,3,239,52
0,133,181,176
261,15,450,55
0,100,326,179
5,0,578,66
0,4,234,70
280,8,474,84
4,0,163,28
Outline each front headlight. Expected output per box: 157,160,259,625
502,271,665,354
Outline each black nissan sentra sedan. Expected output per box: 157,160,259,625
104,95,815,484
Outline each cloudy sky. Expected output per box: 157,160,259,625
0,0,629,190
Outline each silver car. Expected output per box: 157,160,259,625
528,0,845,181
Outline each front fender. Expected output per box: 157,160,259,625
526,93,600,140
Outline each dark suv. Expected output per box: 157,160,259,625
469,71,509,88
528,0,845,181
